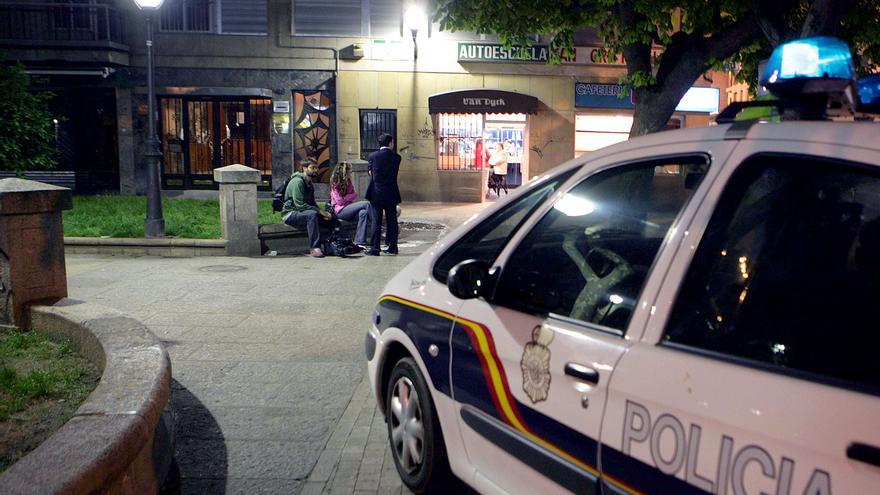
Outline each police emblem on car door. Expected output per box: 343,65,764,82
521,325,554,403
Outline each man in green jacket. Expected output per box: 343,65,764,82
282,158,334,258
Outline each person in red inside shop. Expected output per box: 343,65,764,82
474,137,487,169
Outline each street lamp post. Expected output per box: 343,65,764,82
404,6,426,61
134,0,165,237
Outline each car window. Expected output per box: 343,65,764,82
663,155,880,393
433,168,576,283
494,156,710,333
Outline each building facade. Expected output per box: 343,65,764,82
1,0,724,202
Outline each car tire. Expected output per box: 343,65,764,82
386,357,455,494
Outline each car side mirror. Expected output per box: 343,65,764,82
447,259,495,300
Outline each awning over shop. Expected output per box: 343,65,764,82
428,89,539,115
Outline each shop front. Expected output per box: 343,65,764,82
574,82,720,156
158,91,273,190
428,89,539,201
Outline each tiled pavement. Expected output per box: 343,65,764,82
300,378,409,495
63,202,489,495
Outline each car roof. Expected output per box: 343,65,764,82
581,120,880,163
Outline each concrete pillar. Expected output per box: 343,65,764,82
0,178,73,327
350,159,370,199
213,164,261,257
116,87,136,195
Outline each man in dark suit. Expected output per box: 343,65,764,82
365,133,402,255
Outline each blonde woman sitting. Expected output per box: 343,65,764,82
330,161,370,246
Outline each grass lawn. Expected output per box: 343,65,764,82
0,330,100,472
63,196,282,239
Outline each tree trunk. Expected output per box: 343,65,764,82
631,91,679,136
630,84,695,137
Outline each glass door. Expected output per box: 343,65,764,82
160,96,273,189
485,114,526,187
187,99,216,187
249,99,272,184
219,100,247,167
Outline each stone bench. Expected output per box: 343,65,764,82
259,204,402,254
258,219,355,255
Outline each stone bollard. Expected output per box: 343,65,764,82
350,159,370,199
0,178,73,328
213,164,261,257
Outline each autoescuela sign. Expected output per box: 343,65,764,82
458,43,550,63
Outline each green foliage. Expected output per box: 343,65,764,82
63,196,279,239
433,0,880,133
0,61,56,173
0,331,98,422
839,0,880,76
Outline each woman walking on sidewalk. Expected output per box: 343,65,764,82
330,161,370,246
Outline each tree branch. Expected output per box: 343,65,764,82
704,17,764,61
751,0,795,45
801,0,849,37
615,2,652,76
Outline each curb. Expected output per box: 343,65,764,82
63,220,446,258
64,237,226,257
0,299,172,495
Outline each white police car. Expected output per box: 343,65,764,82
365,37,880,495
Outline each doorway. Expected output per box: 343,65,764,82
484,114,526,187
159,96,272,189
49,87,119,193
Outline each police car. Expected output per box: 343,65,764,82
365,37,880,495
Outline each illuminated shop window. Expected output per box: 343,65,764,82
437,113,483,170
436,113,526,172
574,114,632,157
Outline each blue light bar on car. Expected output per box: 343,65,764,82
760,36,855,88
857,74,880,113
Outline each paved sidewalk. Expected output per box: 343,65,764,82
63,202,488,495
299,378,407,495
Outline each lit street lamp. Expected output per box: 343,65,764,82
134,0,165,237
404,5,426,60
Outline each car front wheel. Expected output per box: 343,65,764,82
386,357,454,494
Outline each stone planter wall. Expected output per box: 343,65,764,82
0,299,172,495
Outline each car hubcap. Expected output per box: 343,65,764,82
390,376,424,473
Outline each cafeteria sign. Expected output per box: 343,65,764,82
458,43,550,63
575,82,636,109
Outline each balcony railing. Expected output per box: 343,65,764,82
0,2,126,46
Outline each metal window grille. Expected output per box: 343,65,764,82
294,0,361,36
160,0,211,32
249,99,272,173
0,2,125,43
293,0,402,37
359,109,396,160
221,0,267,34
437,113,483,170
368,0,400,37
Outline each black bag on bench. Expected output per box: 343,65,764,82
323,233,364,257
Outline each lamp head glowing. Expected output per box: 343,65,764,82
133,0,165,9
404,5,427,35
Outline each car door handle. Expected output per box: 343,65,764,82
564,362,599,384
847,442,880,467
